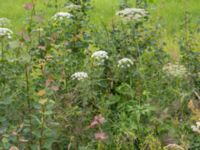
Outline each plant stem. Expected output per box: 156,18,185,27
39,105,45,149
1,40,5,84
55,0,58,9
25,64,33,144
1,40,4,62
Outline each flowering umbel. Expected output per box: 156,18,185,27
116,8,147,21
91,50,108,65
118,58,134,68
0,27,13,39
52,12,73,20
71,72,88,80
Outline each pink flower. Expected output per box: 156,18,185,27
89,114,105,128
95,132,108,141
23,3,33,10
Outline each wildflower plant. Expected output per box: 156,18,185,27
0,28,13,39
116,8,148,22
91,50,109,66
117,57,134,68
71,71,88,80
52,12,73,20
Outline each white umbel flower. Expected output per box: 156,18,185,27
118,58,134,68
91,51,108,59
52,12,73,20
0,28,13,39
163,144,184,150
191,120,200,134
71,72,88,80
66,4,81,11
162,63,187,78
116,8,147,21
0,18,10,27
91,51,108,65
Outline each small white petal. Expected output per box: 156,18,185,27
0,27,13,38
71,72,88,80
52,12,73,20
116,8,147,21
118,58,134,68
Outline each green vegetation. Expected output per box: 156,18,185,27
0,0,199,149
0,0,199,32
0,0,199,57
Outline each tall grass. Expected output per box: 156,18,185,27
0,0,199,56
1,0,199,32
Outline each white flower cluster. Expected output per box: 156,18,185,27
0,27,13,39
91,51,108,65
116,8,147,21
163,144,184,150
162,63,187,78
118,58,134,68
66,4,81,11
71,72,88,80
191,120,200,134
0,18,10,27
52,12,73,20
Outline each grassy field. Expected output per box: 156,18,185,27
0,0,199,31
0,0,199,57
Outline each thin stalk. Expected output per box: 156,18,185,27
28,0,36,41
97,142,102,150
25,64,33,144
1,40,4,62
1,40,5,84
39,105,45,149
38,27,41,44
32,0,36,15
55,0,58,9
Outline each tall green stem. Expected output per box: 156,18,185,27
55,0,58,9
25,64,33,145
39,105,45,149
1,40,3,62
1,40,5,84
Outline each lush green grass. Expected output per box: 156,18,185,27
90,0,200,57
0,0,66,30
0,0,27,30
0,0,199,31
0,0,199,57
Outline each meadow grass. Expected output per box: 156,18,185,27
0,0,199,57
1,0,199,31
